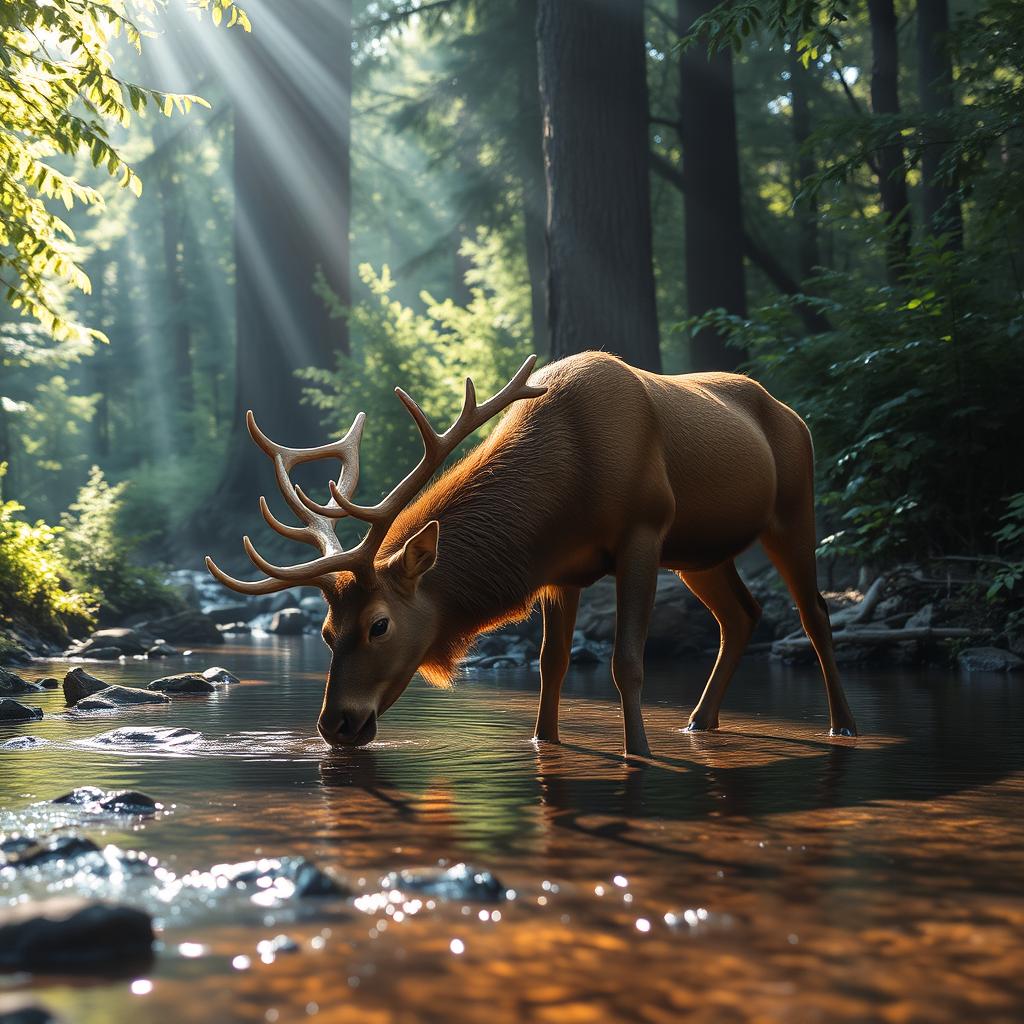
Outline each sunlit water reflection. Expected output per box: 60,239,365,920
2,635,1023,1022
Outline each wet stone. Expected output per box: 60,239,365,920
92,725,201,746
200,857,346,898
52,787,162,816
1,834,101,869
73,685,170,710
202,666,240,685
269,608,307,636
380,863,506,902
34,677,59,689
0,699,43,723
147,673,215,694
0,1003,61,1024
958,646,1023,673
0,669,40,696
147,642,178,658
62,667,109,706
0,736,48,751
0,897,154,972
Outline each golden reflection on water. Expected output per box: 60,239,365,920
2,637,1023,1022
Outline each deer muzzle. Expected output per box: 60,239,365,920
318,706,378,747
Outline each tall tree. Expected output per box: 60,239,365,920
789,52,821,279
867,0,912,279
216,0,353,515
536,0,661,372
678,0,747,371
917,0,962,245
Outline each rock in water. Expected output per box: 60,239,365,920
1,835,101,869
0,736,48,750
200,857,346,897
380,863,506,902
92,726,201,747
52,787,162,816
0,669,41,696
0,898,154,972
34,677,60,689
137,610,223,646
269,608,307,635
147,673,215,694
0,699,43,723
62,667,109,706
202,666,240,685
147,642,178,658
0,1003,62,1024
73,685,170,710
958,647,1024,673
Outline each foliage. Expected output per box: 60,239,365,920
988,494,1024,600
58,465,181,619
0,0,248,343
0,466,96,640
300,233,533,517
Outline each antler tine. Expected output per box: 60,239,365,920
204,555,311,596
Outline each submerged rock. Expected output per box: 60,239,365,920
196,857,346,897
0,898,154,972
147,673,214,694
1,834,101,869
380,863,506,902
202,666,240,685
62,667,109,706
0,669,41,696
52,787,162,816
73,685,170,710
92,725,201,746
958,646,1024,673
0,736,48,750
0,699,43,723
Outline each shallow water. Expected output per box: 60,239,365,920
2,636,1024,1022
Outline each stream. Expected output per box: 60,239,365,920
2,635,1023,1022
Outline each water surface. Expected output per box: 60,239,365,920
2,637,1023,1022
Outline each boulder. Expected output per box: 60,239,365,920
958,647,1024,673
147,673,214,694
0,1001,61,1024
137,610,222,646
147,642,179,658
905,603,935,629
206,604,254,625
87,628,148,655
74,685,170,710
202,666,240,685
269,608,307,635
380,863,505,902
62,667,110,706
34,677,60,689
79,646,122,661
202,857,345,897
52,787,161,816
217,622,250,635
0,669,40,696
0,699,42,723
0,898,154,972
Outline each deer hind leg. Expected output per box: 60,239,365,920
761,521,858,737
678,561,762,732
534,586,581,743
612,527,662,759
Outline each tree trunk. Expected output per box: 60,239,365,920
158,170,194,449
214,0,352,519
516,0,549,358
789,53,821,278
917,0,962,245
678,0,747,371
867,0,912,280
536,0,661,372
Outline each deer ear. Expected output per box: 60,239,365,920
394,520,439,582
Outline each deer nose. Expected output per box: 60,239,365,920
318,708,377,747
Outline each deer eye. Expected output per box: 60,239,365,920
369,617,389,639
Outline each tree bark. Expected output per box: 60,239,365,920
516,0,549,357
917,0,962,245
215,0,352,518
867,0,912,280
789,53,821,278
678,0,747,371
536,0,661,372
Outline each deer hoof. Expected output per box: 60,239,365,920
829,724,858,738
685,718,719,733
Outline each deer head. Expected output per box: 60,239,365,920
205,356,545,747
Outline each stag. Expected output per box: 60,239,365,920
206,352,856,756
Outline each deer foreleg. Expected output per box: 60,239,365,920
534,586,581,743
612,528,661,758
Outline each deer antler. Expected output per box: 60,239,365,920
205,355,545,593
